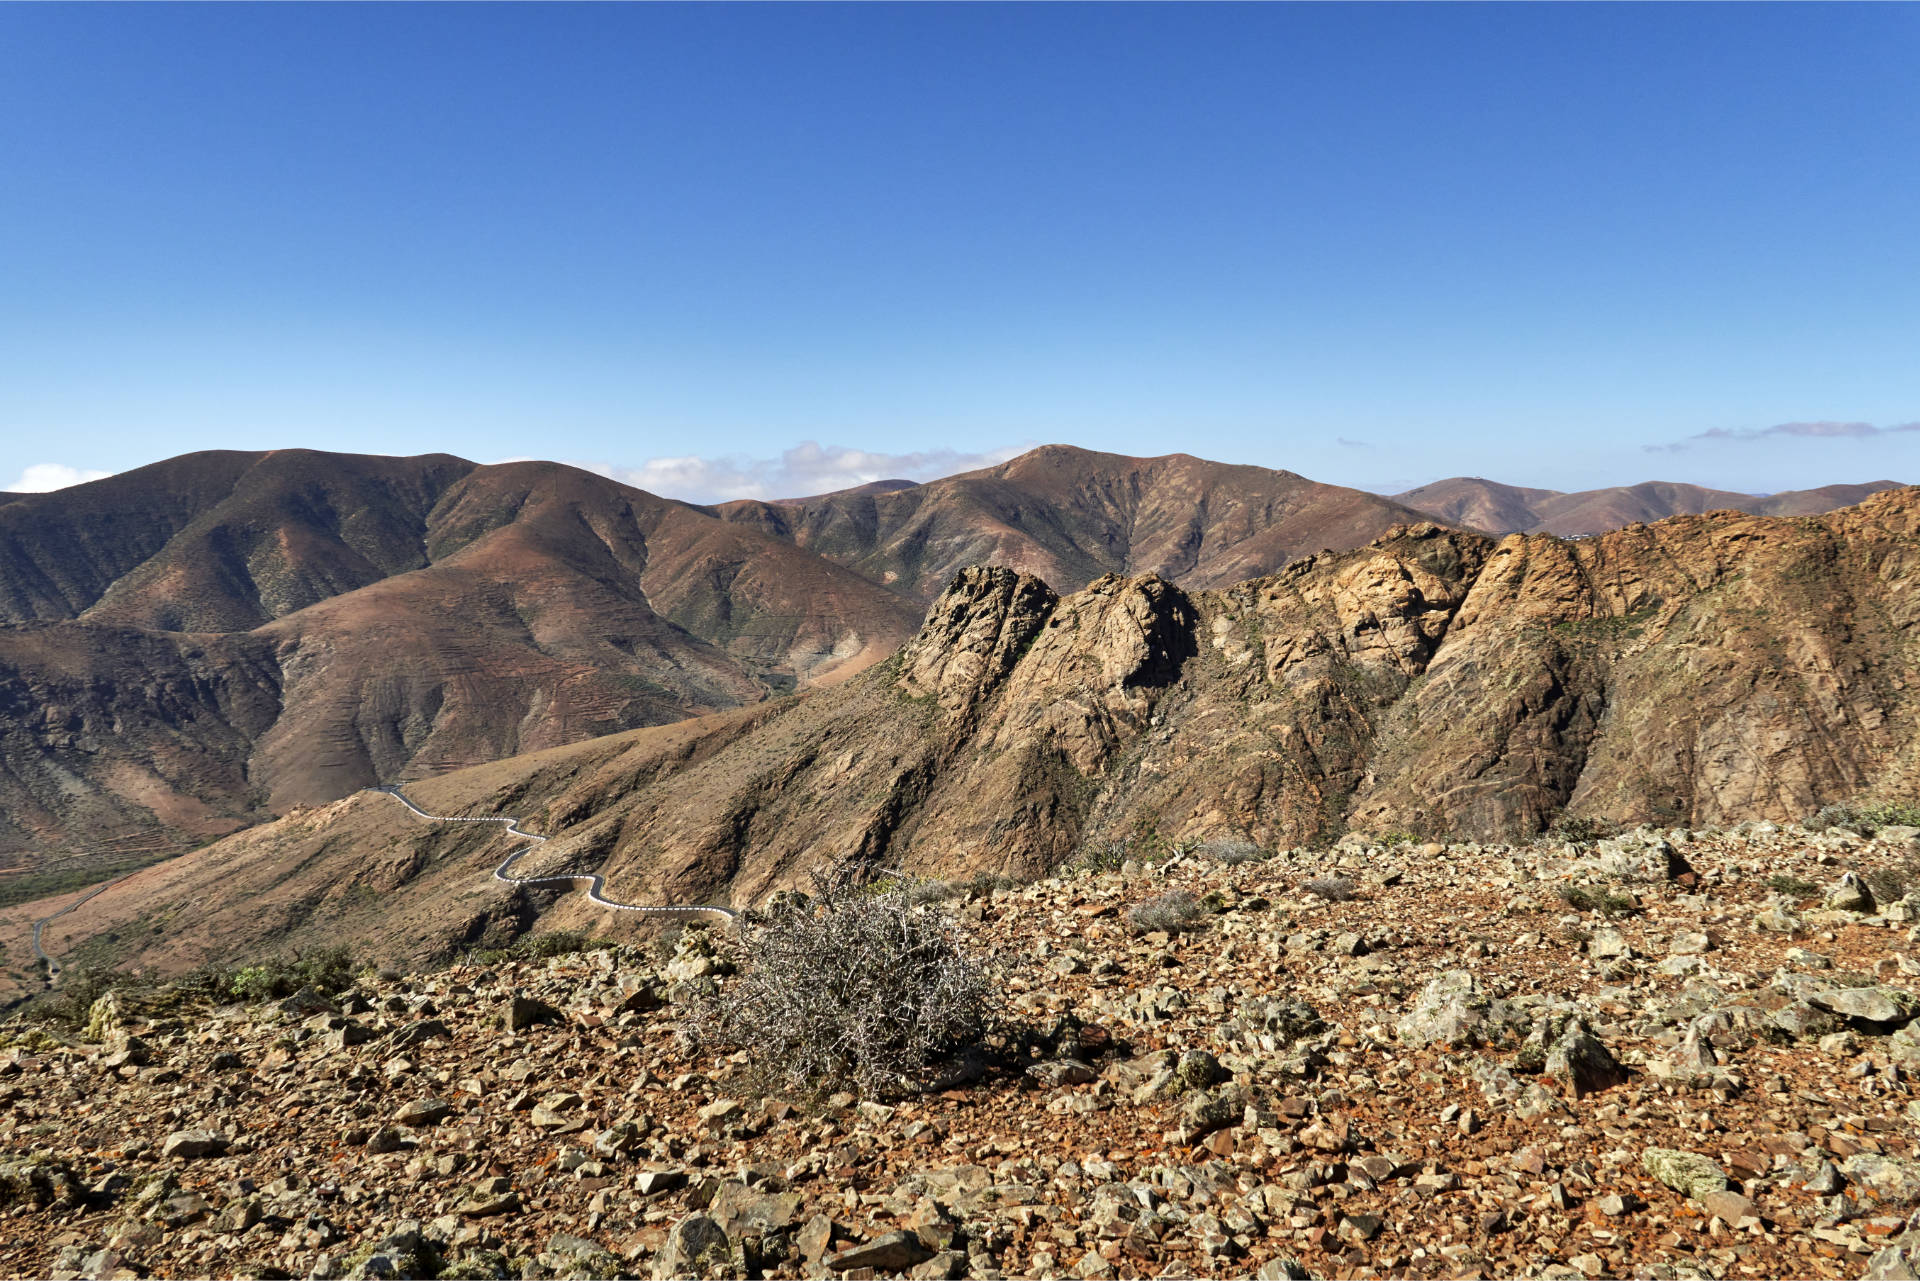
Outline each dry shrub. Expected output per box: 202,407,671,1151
692,874,999,1100
1127,890,1209,934
1303,876,1357,902
1200,839,1266,866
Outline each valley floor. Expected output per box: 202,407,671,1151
3,825,1919,1280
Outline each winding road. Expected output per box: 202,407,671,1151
30,873,134,983
26,787,735,986
373,785,738,923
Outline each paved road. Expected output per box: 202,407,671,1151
373,785,737,923
30,874,134,984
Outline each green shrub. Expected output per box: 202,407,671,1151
227,946,357,1003
1555,884,1637,918
1766,873,1822,899
1809,802,1920,836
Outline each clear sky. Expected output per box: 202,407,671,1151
2,3,1916,501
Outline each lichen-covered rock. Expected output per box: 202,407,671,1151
1642,1148,1729,1202
1398,970,1489,1048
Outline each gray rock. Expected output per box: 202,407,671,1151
1179,1087,1246,1141
160,1130,228,1160
504,993,563,1032
1026,1059,1097,1087
1587,927,1633,960
1842,1153,1920,1203
1175,1049,1228,1090
1810,985,1919,1027
393,1097,454,1127
652,1215,730,1280
1827,872,1876,914
707,1182,803,1238
1864,1245,1919,1281
1542,1016,1624,1097
824,1231,935,1273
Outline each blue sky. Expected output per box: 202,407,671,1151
2,3,1915,500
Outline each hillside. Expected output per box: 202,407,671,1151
711,445,1436,602
18,487,1920,990
0,451,921,879
1395,477,1903,537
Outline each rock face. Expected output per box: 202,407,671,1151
25,486,1920,988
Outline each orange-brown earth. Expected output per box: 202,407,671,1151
13,488,1920,998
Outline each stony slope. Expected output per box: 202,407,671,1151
1395,478,1904,538
711,445,1436,602
0,452,920,875
3,825,1919,1281
17,489,1920,993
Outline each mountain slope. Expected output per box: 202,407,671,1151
0,451,920,872
30,486,1920,985
711,444,1436,601
1395,476,1903,537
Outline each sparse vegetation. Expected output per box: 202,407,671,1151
691,873,1000,1100
1862,856,1920,905
1808,801,1920,836
226,945,359,1002
1555,883,1637,918
467,929,619,967
1303,876,1358,902
1126,890,1210,934
1766,873,1822,899
1199,838,1267,865
1550,815,1616,845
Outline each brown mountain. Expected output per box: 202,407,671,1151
24,485,1920,989
711,444,1436,601
0,450,920,880
1395,476,1903,537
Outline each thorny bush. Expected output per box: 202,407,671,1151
691,873,1000,1100
1126,889,1210,934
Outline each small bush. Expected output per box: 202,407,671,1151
1302,876,1357,902
965,871,1020,898
1551,815,1615,845
1767,873,1822,899
1809,802,1920,836
1063,840,1133,876
227,946,357,1003
692,873,999,1099
1199,839,1266,866
1555,884,1637,918
1863,857,1920,905
1126,890,1210,934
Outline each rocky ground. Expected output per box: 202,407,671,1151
4,823,1920,1281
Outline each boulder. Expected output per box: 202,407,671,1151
652,1216,730,1280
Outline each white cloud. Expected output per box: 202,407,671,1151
1646,420,1920,453
6,463,113,493
558,440,1031,504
